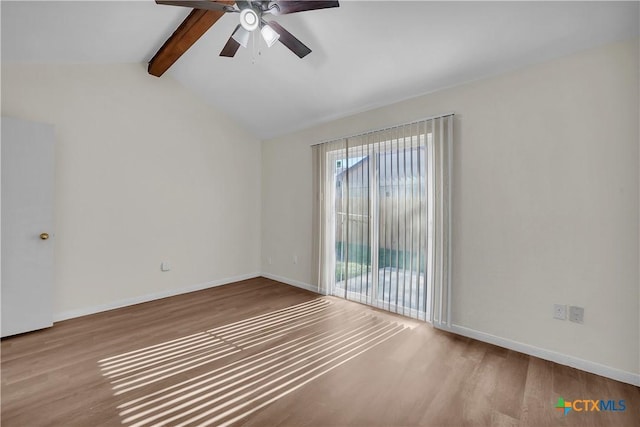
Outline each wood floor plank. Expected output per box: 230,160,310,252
521,357,556,427
2,277,638,426
492,351,530,420
460,347,505,426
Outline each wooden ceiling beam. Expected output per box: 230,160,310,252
148,1,234,77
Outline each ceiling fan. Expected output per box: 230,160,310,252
155,1,339,60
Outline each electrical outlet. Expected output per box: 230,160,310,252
553,304,566,320
569,306,584,324
293,255,298,264
161,261,170,272
268,257,273,265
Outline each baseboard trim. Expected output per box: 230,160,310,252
53,272,261,322
442,324,640,387
260,272,319,294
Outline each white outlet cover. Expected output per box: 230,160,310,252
161,261,170,272
553,304,566,320
569,306,584,323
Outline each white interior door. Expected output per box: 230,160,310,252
1,116,55,337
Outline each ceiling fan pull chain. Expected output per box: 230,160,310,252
251,30,256,64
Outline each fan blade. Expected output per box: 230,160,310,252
220,36,241,57
156,1,235,13
270,1,339,15
267,21,311,58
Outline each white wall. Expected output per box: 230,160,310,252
261,39,639,379
2,63,262,319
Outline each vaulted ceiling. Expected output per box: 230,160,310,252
2,1,638,139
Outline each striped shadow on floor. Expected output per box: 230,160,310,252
99,297,415,427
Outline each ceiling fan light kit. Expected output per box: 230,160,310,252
239,8,259,32
152,0,340,74
260,23,280,48
231,25,251,48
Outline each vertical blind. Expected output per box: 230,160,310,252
312,114,453,324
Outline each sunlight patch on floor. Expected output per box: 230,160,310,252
100,298,412,426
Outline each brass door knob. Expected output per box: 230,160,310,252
40,233,49,240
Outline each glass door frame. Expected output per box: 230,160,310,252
326,133,433,322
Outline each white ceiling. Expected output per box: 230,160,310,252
2,1,639,139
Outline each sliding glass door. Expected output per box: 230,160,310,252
328,129,432,321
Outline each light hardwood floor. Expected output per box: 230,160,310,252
2,277,638,426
